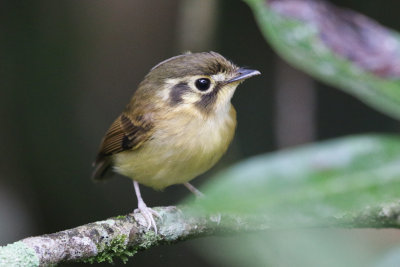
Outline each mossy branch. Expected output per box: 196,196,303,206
0,206,268,266
2,203,400,266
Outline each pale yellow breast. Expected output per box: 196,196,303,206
113,105,236,190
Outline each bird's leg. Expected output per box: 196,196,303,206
133,180,161,233
184,182,204,198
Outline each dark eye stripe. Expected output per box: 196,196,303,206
169,82,190,106
195,83,222,113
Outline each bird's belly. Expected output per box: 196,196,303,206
113,113,235,190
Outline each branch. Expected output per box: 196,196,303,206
1,203,400,266
0,206,269,266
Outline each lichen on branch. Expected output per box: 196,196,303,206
2,201,400,266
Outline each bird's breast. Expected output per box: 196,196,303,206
113,105,237,190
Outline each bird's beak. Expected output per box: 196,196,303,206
226,68,261,83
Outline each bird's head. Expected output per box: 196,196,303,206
135,51,260,117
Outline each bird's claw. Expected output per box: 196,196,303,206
132,181,162,234
134,205,162,234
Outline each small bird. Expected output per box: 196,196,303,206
92,52,260,232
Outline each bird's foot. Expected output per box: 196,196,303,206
134,202,162,234
184,182,205,198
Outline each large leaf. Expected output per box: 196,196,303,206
245,0,400,120
187,135,400,227
197,230,387,267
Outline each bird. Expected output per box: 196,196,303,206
92,51,260,233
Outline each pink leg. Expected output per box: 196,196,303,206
133,181,161,233
184,182,204,198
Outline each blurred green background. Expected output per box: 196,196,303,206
1,0,400,266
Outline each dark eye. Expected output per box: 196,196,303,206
195,78,211,91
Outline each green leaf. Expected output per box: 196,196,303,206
197,230,381,267
244,0,400,120
375,246,400,267
187,135,400,227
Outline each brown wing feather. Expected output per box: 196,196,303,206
92,112,153,180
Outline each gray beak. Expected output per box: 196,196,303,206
227,68,261,83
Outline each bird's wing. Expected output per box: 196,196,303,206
92,112,153,180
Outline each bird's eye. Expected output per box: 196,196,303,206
195,78,211,91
